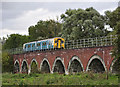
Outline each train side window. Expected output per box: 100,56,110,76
45,42,46,45
42,42,44,46
37,43,40,46
28,45,31,48
32,44,34,47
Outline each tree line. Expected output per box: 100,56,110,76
2,7,112,50
2,7,120,73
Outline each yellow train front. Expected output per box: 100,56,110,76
53,37,65,49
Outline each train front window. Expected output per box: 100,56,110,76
55,40,57,43
61,40,64,43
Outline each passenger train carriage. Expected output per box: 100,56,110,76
23,37,65,52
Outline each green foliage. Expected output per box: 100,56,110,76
60,7,109,40
113,22,120,59
2,72,118,85
3,34,30,50
31,61,39,73
105,7,120,59
2,52,13,73
28,19,62,41
105,7,120,73
105,7,120,30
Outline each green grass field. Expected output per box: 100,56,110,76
2,72,119,86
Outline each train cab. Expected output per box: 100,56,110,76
53,37,65,49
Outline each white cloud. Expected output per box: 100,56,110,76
1,2,118,38
15,8,61,24
1,28,27,37
1,0,120,2
99,7,117,15
2,8,62,38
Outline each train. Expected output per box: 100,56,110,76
23,37,65,52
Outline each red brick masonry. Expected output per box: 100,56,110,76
13,46,115,74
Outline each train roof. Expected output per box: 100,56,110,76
37,37,63,41
23,37,63,45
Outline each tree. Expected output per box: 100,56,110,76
28,19,62,41
3,34,30,50
2,52,13,72
114,22,120,59
105,7,120,57
112,22,120,73
105,7,120,73
105,7,120,30
60,7,109,40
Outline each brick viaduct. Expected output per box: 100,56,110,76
13,46,117,74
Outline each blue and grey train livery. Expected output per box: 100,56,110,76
23,37,65,52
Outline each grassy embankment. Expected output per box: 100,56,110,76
2,72,119,85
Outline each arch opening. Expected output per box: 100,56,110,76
53,60,65,74
21,61,28,73
112,58,120,74
31,61,39,73
69,59,83,73
41,60,50,73
88,59,105,73
14,62,20,73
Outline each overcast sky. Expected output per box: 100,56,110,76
1,0,119,38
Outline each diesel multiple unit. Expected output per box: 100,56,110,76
23,37,65,52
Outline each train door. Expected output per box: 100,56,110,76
31,43,35,51
57,39,61,48
27,44,31,51
36,42,41,50
42,41,47,50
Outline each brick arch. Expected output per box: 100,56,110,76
40,58,51,73
110,59,117,72
52,57,66,74
86,55,107,72
67,56,84,72
110,58,120,73
21,59,29,73
29,58,38,73
14,60,20,72
14,59,20,66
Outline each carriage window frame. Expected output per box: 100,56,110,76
37,43,40,46
32,44,35,47
42,42,44,46
28,44,31,48
49,42,51,45
45,42,46,45
42,42,47,46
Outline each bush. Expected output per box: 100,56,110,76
2,52,14,73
